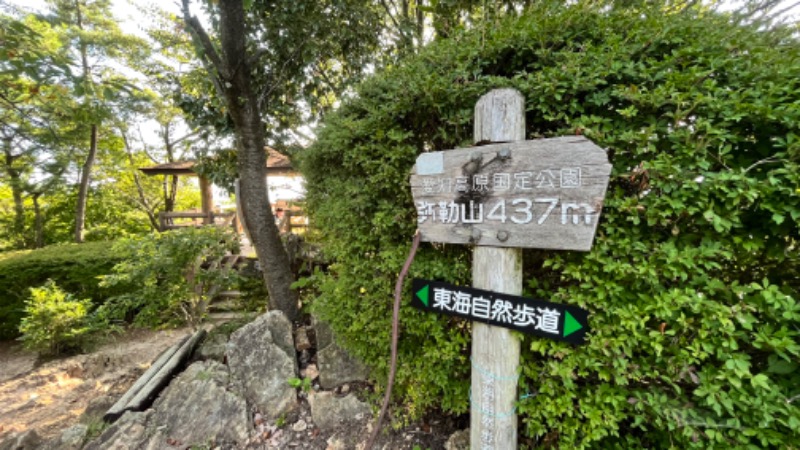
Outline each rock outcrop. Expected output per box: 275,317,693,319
314,317,369,389
308,391,371,432
0,430,41,450
85,361,250,449
227,311,298,420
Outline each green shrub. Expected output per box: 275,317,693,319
18,281,93,355
99,227,240,328
0,241,127,339
301,2,799,448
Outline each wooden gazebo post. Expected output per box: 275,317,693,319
199,175,214,225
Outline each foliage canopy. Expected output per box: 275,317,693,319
301,2,800,447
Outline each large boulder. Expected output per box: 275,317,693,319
84,361,250,449
227,311,298,419
83,411,150,450
308,391,371,432
41,425,88,450
314,317,369,389
193,330,229,363
146,361,250,447
0,430,41,450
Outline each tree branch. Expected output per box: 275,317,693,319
181,0,229,96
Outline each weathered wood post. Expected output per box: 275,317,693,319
471,88,524,449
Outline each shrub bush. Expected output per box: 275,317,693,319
99,226,240,328
0,241,127,339
301,2,799,448
18,281,94,355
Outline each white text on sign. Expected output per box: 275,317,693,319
431,287,561,334
416,198,596,226
418,168,583,194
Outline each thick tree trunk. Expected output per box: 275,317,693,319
214,0,297,319
74,123,97,243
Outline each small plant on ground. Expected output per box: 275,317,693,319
287,376,313,392
18,280,94,355
84,417,109,443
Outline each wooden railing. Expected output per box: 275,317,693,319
158,211,238,232
278,209,308,234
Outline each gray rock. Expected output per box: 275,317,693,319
326,436,346,450
301,363,319,381
313,316,335,350
227,311,298,419
83,411,150,450
317,343,369,389
84,362,250,450
313,316,369,388
291,419,308,432
80,395,116,424
308,392,371,432
445,429,470,450
194,330,229,362
42,424,88,450
294,327,312,351
147,361,249,447
0,430,41,450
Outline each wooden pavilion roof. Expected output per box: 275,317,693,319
139,148,295,176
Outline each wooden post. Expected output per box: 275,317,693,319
199,175,214,224
471,88,525,450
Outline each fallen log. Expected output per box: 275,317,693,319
103,329,206,422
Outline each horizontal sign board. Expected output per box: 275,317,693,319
411,279,589,345
409,136,612,251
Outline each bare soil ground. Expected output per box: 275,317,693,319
0,327,190,441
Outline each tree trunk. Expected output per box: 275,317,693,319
166,175,178,212
32,192,44,248
163,126,179,213
73,0,97,244
74,123,97,243
3,137,25,248
214,0,298,319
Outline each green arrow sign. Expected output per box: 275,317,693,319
411,279,589,345
563,311,583,338
416,284,430,307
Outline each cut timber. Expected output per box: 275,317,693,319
102,334,189,422
103,330,206,422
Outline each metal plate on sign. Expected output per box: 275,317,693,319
409,136,612,251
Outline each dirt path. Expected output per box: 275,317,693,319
0,327,190,441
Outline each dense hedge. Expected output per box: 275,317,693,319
0,241,127,339
301,3,799,448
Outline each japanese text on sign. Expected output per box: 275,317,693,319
431,287,561,334
415,198,596,226
418,168,582,195
411,279,590,345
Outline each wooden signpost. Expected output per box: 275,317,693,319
409,135,611,250
408,89,611,449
